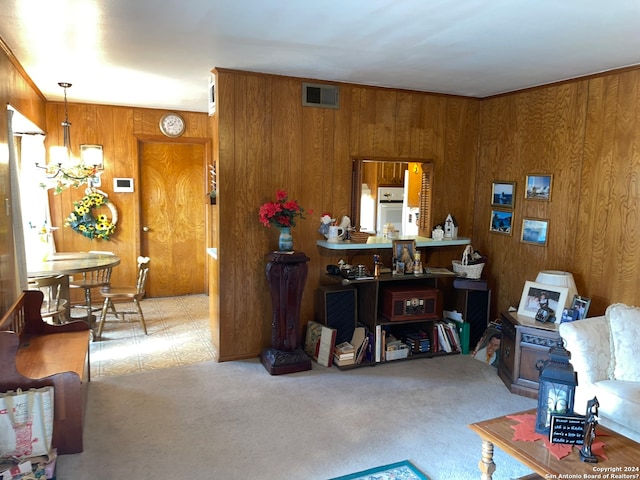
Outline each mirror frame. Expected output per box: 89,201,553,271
350,156,434,236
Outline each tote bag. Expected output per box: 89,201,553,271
0,387,54,460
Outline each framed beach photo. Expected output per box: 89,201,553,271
392,239,416,274
517,281,569,319
489,209,513,235
491,181,516,209
521,217,549,246
525,174,553,201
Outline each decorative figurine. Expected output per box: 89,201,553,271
318,213,334,238
579,396,599,463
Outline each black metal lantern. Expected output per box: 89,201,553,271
535,341,578,434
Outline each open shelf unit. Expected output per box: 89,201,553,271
325,272,461,369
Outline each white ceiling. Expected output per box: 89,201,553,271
1,0,640,113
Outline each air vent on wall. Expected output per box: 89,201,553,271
302,83,340,109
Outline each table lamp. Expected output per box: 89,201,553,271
535,270,578,304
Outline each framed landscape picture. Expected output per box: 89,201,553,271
525,174,553,201
517,281,569,319
521,217,549,246
489,209,513,235
491,181,516,208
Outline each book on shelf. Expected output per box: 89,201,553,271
355,336,369,364
431,324,439,353
304,321,323,357
435,321,461,353
444,320,462,353
334,341,356,358
436,323,452,353
403,330,431,353
333,354,356,366
304,320,337,367
316,326,337,367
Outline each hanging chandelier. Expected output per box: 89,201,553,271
36,82,104,193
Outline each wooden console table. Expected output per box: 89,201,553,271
260,251,311,375
469,409,639,479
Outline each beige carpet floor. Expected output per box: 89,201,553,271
58,354,538,480
56,300,539,480
87,294,214,378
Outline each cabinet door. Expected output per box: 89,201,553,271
519,343,548,384
378,162,406,186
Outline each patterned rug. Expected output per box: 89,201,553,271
329,460,430,480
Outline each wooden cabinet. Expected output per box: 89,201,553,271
378,162,407,186
498,311,561,399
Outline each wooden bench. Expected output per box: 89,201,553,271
0,290,91,455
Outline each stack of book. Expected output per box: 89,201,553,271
403,331,431,353
333,341,356,366
435,321,462,353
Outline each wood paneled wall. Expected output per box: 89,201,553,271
214,69,479,360
476,69,640,318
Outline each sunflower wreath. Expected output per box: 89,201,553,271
65,189,118,240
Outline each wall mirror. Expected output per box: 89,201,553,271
350,157,434,237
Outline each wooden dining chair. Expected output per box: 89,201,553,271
96,256,150,340
28,274,68,324
69,264,113,328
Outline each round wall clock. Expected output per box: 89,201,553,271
159,113,185,137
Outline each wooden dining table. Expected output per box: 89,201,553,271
27,252,121,319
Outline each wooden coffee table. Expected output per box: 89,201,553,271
469,409,640,480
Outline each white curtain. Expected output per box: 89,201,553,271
18,134,55,266
7,109,28,293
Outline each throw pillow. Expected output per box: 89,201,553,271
606,303,640,381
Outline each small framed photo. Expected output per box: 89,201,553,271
490,209,513,235
491,181,516,209
570,295,591,320
521,217,549,246
525,174,553,201
392,239,416,274
517,281,569,319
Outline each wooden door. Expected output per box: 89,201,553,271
140,142,206,297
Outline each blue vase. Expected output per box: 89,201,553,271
278,227,293,251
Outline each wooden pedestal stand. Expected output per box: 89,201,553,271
260,251,312,375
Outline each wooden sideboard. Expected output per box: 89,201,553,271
498,311,561,399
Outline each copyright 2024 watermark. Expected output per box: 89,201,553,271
545,466,640,479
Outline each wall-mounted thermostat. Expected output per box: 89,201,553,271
113,178,134,193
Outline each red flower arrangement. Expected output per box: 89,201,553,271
259,190,311,228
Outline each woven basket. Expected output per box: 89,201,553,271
452,245,485,279
348,231,373,244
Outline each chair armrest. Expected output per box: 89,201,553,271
559,316,611,385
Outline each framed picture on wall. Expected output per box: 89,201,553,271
525,174,553,201
517,281,569,319
521,217,549,246
491,181,516,208
489,209,513,235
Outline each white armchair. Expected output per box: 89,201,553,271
559,304,640,442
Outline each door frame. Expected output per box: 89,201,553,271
134,135,213,294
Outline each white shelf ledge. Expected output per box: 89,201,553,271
316,236,471,251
